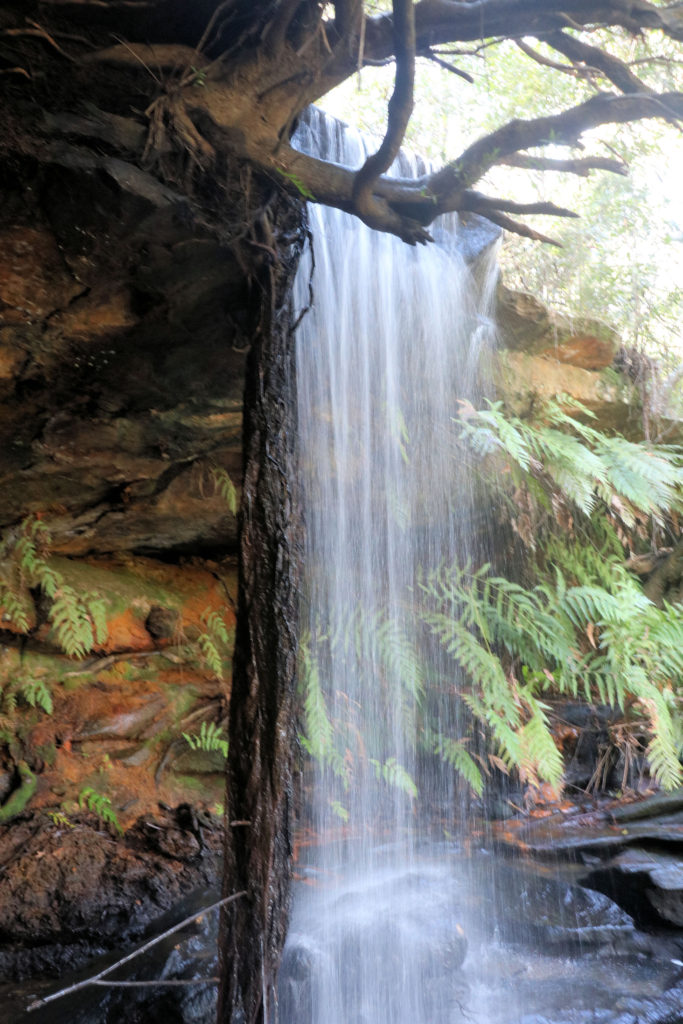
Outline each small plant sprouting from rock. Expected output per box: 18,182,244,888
78,786,123,836
48,809,74,829
210,467,238,516
183,720,228,758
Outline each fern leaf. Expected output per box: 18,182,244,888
436,736,484,796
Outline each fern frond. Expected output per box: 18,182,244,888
436,735,484,796
198,633,223,678
211,467,238,515
78,787,123,836
19,678,53,714
369,757,418,799
50,586,95,658
375,614,424,703
183,720,228,757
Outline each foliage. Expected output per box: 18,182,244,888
457,397,683,526
48,809,74,829
369,757,418,799
195,609,234,681
436,398,683,790
0,517,108,660
183,720,229,758
299,399,683,799
0,675,53,717
210,467,239,516
322,32,683,374
298,614,421,800
78,787,123,836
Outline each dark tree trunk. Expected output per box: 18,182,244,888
218,194,306,1024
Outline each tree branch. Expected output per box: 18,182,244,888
476,210,564,246
352,0,418,235
421,48,474,82
514,38,594,80
429,90,683,201
362,0,683,64
267,80,681,243
27,891,248,1013
460,191,579,219
541,29,654,95
500,153,628,176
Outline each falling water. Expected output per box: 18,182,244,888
282,109,500,1024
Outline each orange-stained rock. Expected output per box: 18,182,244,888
106,606,156,652
0,225,83,320
496,282,620,366
39,552,237,653
49,287,138,336
494,349,642,434
540,333,618,371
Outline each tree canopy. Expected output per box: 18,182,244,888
3,0,683,246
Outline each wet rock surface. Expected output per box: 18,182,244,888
493,787,683,937
3,837,683,1024
0,805,222,982
488,861,637,948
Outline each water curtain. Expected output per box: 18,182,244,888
282,109,499,1024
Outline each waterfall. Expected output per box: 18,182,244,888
281,109,500,1024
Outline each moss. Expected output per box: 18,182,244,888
34,742,57,768
0,761,37,822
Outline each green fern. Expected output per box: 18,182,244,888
298,638,348,781
435,736,484,796
458,397,683,529
19,678,53,715
0,517,109,662
78,787,123,836
210,467,238,516
195,608,233,680
369,757,418,799
182,720,228,758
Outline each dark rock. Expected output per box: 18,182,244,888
581,846,683,928
0,808,222,980
497,803,683,857
490,862,636,949
145,605,180,641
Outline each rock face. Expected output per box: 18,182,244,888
493,283,642,431
0,153,249,556
493,787,683,932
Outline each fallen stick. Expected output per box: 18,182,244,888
26,890,248,1012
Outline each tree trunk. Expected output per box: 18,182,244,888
218,194,305,1024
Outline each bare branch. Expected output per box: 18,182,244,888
267,75,681,245
478,210,564,246
263,0,304,53
460,191,579,219
27,891,248,1013
541,30,654,95
429,90,683,200
514,38,595,80
353,0,417,232
194,0,237,56
2,20,82,62
421,48,474,82
500,153,629,176
363,0,683,64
